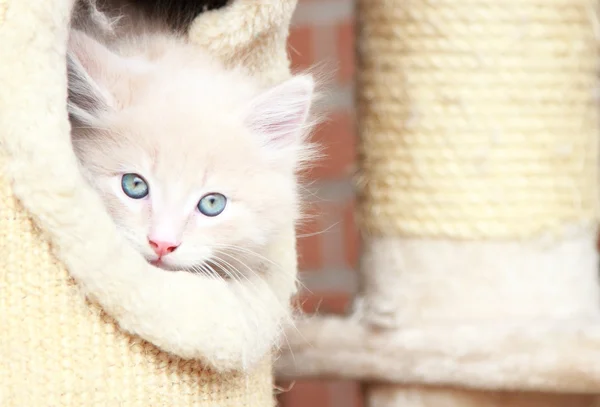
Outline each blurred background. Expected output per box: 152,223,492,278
276,0,363,406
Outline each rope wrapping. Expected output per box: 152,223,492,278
356,0,599,239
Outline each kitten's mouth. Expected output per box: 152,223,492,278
147,258,219,276
149,258,178,271
146,257,231,279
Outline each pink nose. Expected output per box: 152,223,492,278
148,239,179,257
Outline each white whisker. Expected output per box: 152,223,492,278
210,255,252,288
212,244,311,294
212,250,299,318
297,221,339,238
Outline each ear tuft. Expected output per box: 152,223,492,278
67,52,108,126
244,75,315,151
66,30,124,127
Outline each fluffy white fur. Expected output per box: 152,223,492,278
0,0,315,374
366,385,597,407
276,232,600,395
64,20,317,370
276,315,600,392
68,28,315,275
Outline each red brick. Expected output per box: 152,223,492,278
297,198,355,270
294,291,352,315
281,4,361,407
319,198,354,268
309,111,355,180
296,210,323,270
277,381,330,407
277,380,364,407
342,199,360,268
330,381,365,407
336,21,355,84
288,26,314,70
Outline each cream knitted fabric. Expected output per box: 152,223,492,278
0,181,273,405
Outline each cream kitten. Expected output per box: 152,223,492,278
67,28,315,280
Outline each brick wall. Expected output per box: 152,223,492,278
277,0,363,406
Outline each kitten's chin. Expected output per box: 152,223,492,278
144,255,260,280
145,258,219,277
147,258,183,272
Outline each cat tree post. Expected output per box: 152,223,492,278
276,0,600,405
357,0,599,405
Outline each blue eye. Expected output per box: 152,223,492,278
197,193,227,217
121,173,149,199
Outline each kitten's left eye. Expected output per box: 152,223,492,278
197,193,227,217
121,173,149,199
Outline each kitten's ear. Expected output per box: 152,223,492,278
244,75,315,152
67,30,126,126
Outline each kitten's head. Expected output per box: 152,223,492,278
67,30,316,275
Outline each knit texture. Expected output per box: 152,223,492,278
0,178,273,405
0,0,298,405
356,0,599,239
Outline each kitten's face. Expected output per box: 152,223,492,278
76,113,296,273
68,30,314,275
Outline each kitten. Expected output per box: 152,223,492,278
67,25,316,279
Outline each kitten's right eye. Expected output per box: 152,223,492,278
121,173,149,199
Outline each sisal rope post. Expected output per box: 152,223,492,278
356,0,600,326
276,0,600,405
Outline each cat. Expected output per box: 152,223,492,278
65,2,320,371
67,15,317,280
